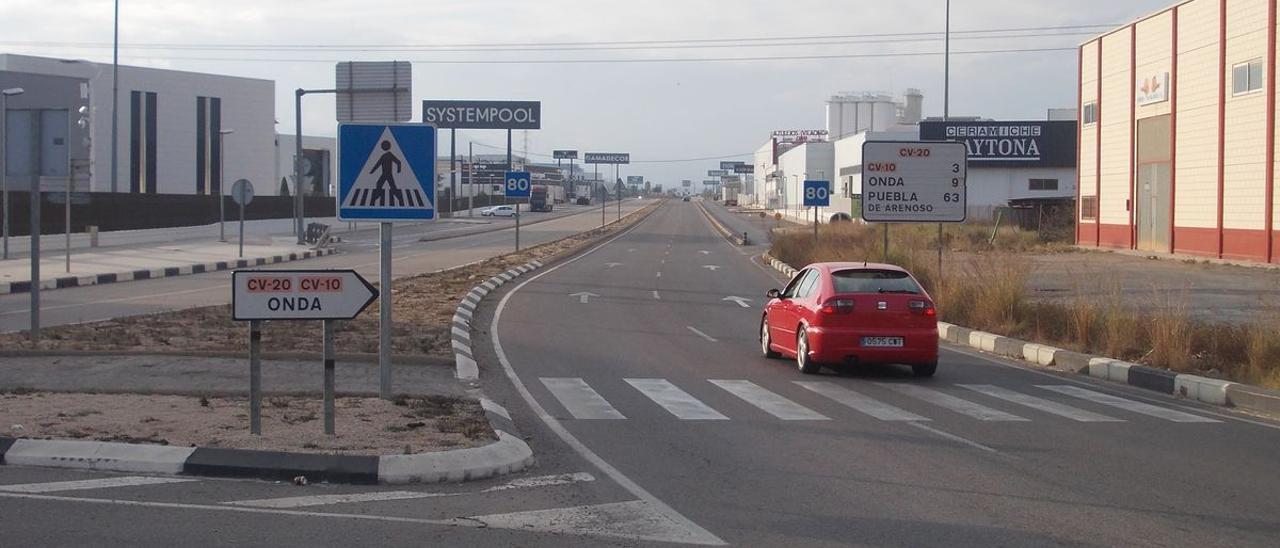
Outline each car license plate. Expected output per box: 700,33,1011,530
862,336,904,348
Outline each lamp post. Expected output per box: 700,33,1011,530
1,87,24,260
218,128,234,242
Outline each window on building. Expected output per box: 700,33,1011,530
130,91,158,194
1029,178,1059,191
195,96,222,196
1082,102,1098,125
1233,59,1264,95
1080,195,1098,221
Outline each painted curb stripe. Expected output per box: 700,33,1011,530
456,354,479,381
184,447,379,484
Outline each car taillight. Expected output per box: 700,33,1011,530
909,300,936,317
821,299,855,314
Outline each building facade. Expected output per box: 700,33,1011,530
1078,0,1280,262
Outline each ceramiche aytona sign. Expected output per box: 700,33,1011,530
918,120,1076,168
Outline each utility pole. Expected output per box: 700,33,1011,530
110,0,119,194
938,0,951,282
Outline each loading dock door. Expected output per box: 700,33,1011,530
1135,115,1171,252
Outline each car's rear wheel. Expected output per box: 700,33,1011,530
760,318,780,359
795,328,820,375
912,362,938,378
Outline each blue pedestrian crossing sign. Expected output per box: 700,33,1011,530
504,171,531,198
803,180,831,207
337,123,437,221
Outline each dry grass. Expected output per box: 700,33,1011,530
771,224,1280,389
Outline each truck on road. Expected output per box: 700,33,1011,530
720,186,739,206
530,185,562,212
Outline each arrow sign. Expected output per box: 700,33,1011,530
232,269,378,321
723,296,752,308
569,292,599,304
703,265,720,271
605,262,623,268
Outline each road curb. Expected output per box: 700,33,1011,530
696,201,747,245
758,252,1280,418
0,248,338,296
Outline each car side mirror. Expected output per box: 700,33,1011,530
766,289,782,299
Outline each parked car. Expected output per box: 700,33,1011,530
682,196,691,202
480,205,518,217
576,196,591,205
760,262,938,377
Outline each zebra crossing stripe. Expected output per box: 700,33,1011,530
541,378,626,419
709,380,829,420
795,382,928,421
0,476,195,493
625,379,728,420
1037,385,1220,423
877,383,1029,422
959,384,1123,422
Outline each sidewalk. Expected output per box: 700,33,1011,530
0,238,335,295
2,216,341,257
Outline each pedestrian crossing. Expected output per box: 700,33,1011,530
537,377,1222,426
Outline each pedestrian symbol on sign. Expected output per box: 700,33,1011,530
369,140,403,206
340,126,433,214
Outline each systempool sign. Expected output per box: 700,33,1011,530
918,120,1075,168
421,100,541,129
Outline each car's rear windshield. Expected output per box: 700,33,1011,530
831,269,921,294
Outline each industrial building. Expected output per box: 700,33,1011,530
1078,0,1280,262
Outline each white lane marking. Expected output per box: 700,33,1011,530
941,343,1280,432
702,265,720,271
491,207,727,546
959,384,1123,422
626,379,729,420
0,476,195,493
569,291,599,304
710,380,829,421
605,262,622,268
699,250,711,255
656,271,662,277
0,285,224,317
481,472,596,492
685,326,718,343
795,382,929,421
906,423,999,453
226,491,443,508
877,383,1029,422
1038,385,1220,423
652,290,661,300
541,378,627,420
722,296,751,308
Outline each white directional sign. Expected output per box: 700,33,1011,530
232,269,379,321
861,141,967,223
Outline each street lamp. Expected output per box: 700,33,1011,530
218,128,234,242
2,87,24,260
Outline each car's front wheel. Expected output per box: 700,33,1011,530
760,317,780,359
795,328,820,375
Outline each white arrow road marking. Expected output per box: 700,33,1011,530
722,296,751,308
702,265,720,271
686,326,718,342
605,262,623,268
699,250,711,255
569,292,599,304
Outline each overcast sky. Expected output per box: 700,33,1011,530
3,0,1173,184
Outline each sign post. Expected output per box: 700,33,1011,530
337,123,437,399
505,171,531,250
231,179,254,259
233,269,379,434
584,153,630,227
860,140,968,262
803,180,831,243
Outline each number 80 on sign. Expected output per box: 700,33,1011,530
505,171,531,198
803,180,830,207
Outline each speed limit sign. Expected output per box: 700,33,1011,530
504,171,531,198
802,180,830,207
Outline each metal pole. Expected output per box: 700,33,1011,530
323,319,336,435
249,319,262,435
598,163,603,227
294,89,305,244
939,0,951,285
616,165,620,222
218,131,226,242
238,198,245,258
813,206,818,242
29,124,41,342
2,93,9,260
379,222,392,399
515,201,520,251
468,142,474,217
449,129,456,215
65,140,71,273
883,223,890,263
110,0,119,194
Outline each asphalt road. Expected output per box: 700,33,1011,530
3,199,1279,546
0,200,648,333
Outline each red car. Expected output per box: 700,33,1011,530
760,262,939,377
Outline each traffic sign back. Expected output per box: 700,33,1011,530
337,123,437,221
803,180,831,207
504,171,531,198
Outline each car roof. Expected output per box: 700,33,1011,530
804,262,909,273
